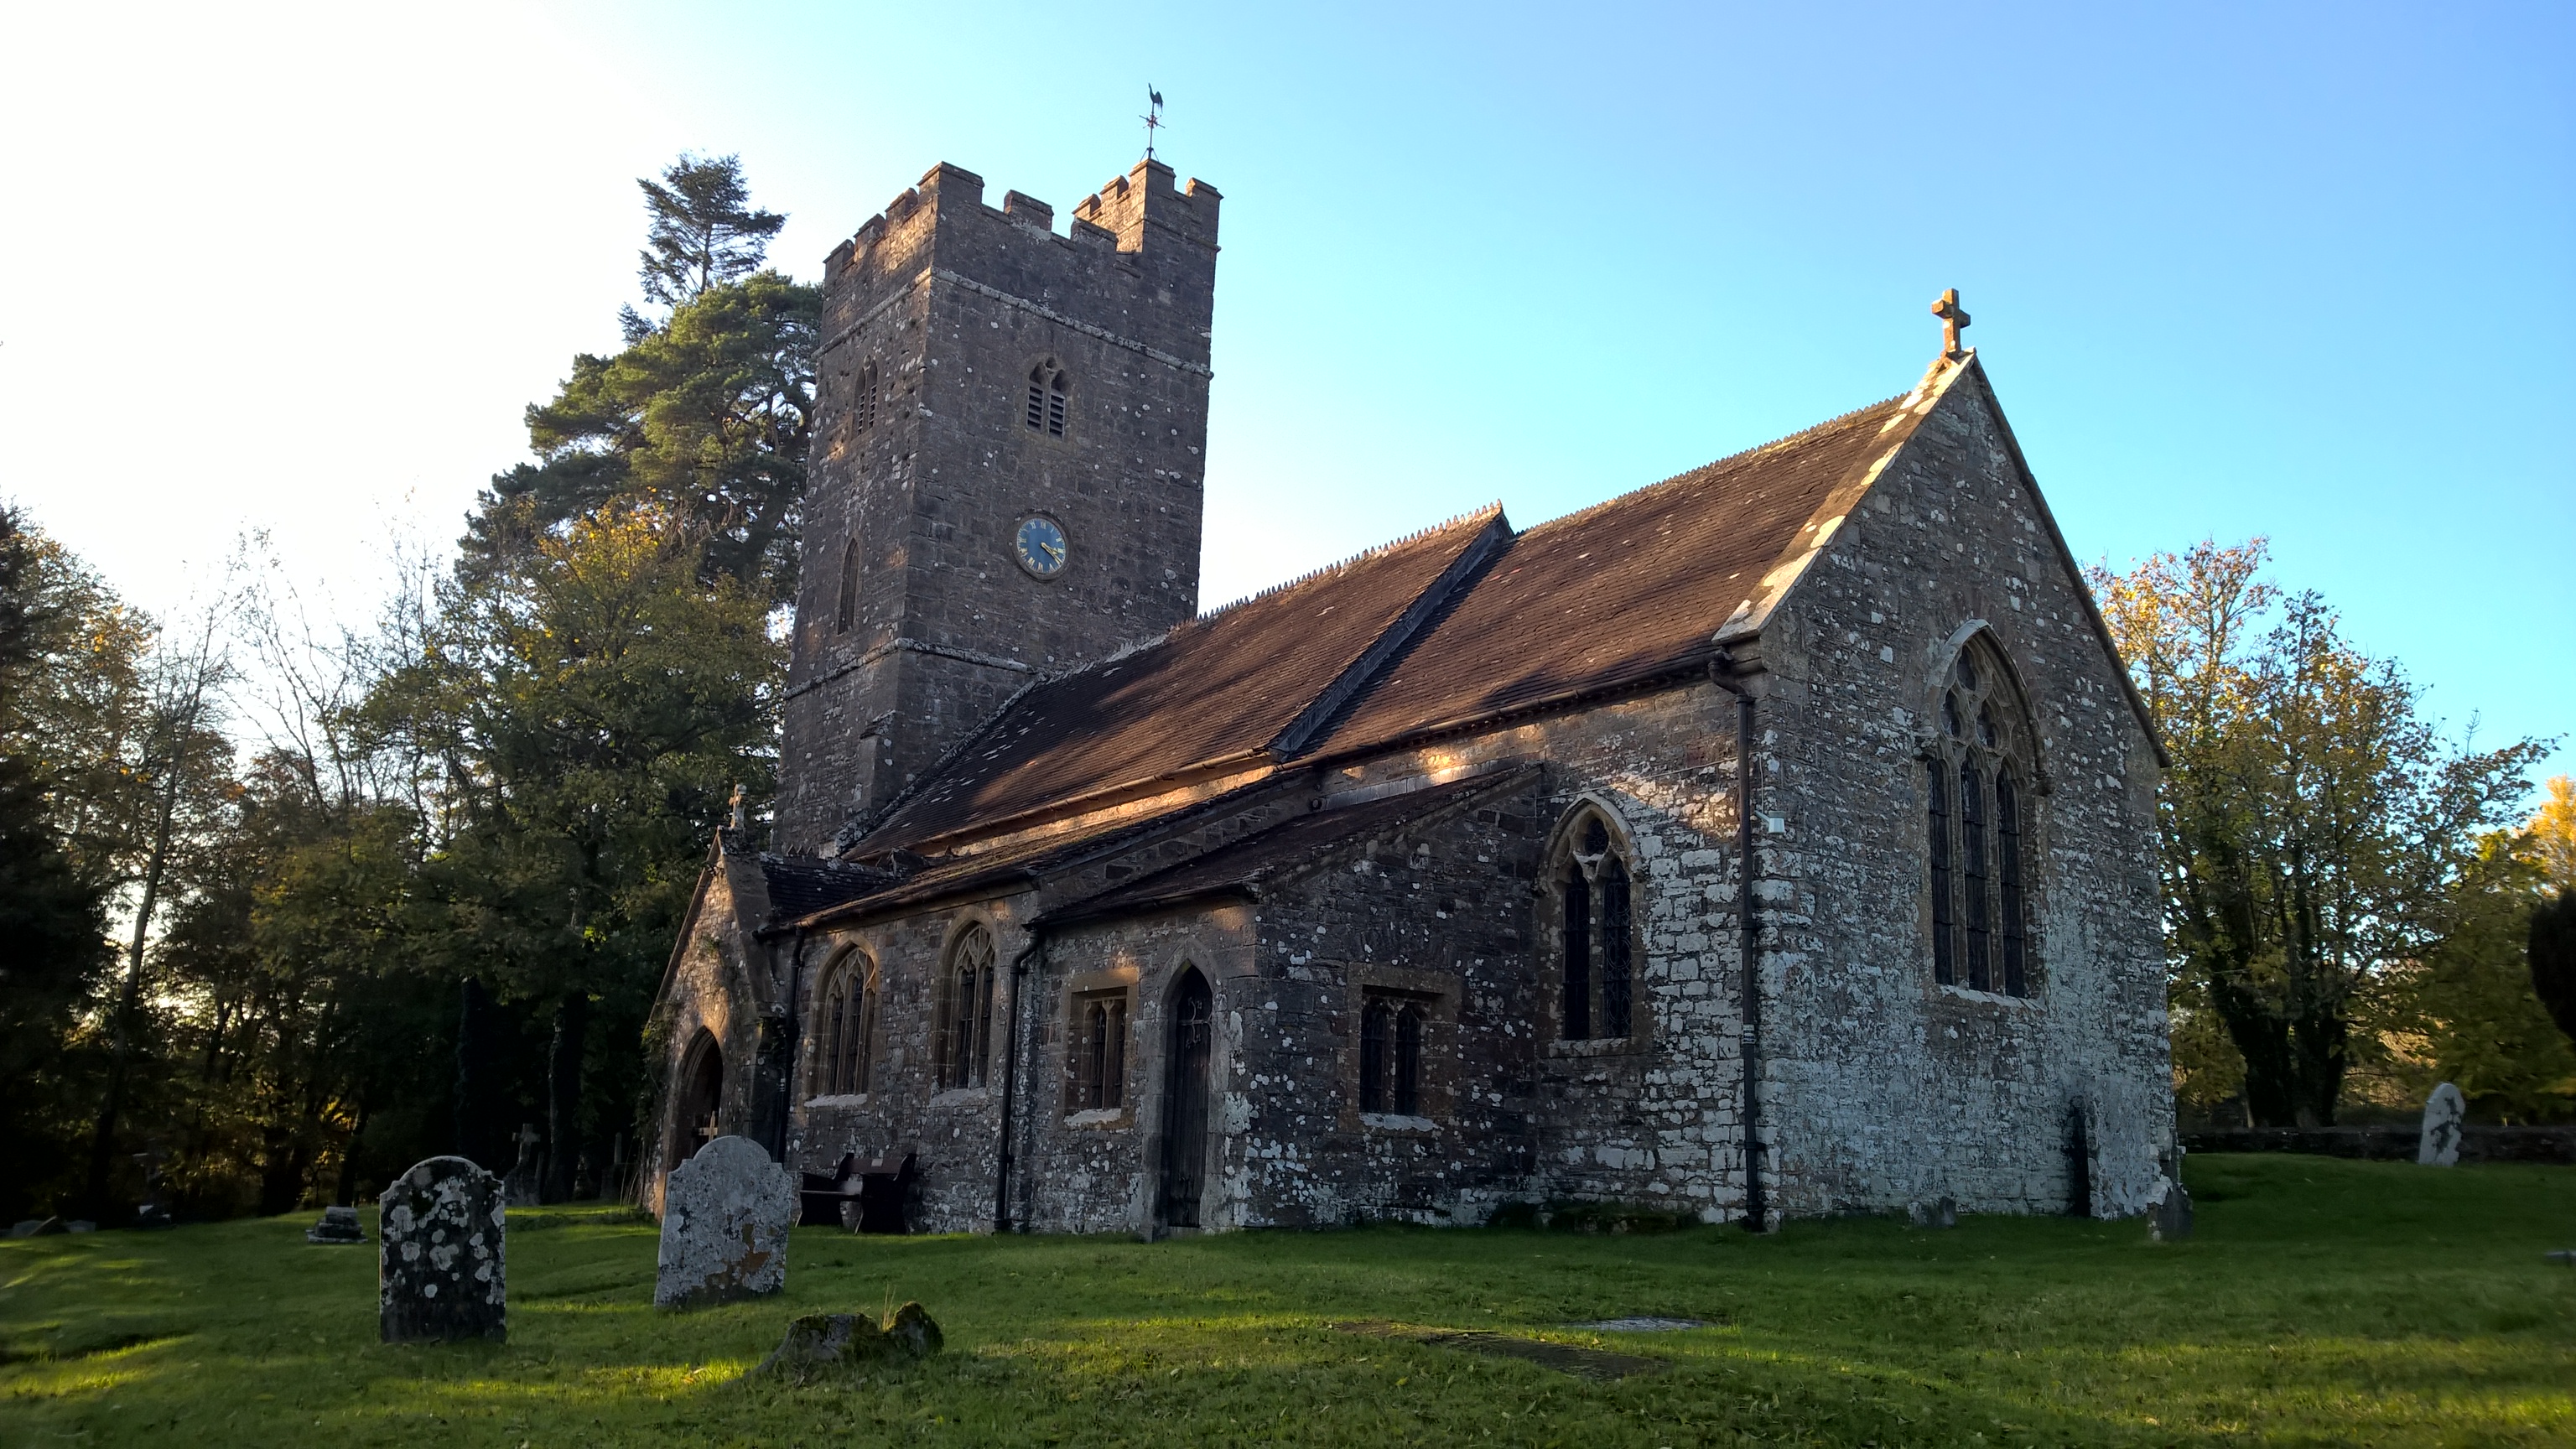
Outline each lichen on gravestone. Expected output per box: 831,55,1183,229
377,1156,506,1343
2417,1082,2465,1166
748,1302,944,1383
654,1135,798,1310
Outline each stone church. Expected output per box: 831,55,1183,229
645,154,2175,1235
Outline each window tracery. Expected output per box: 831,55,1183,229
813,951,875,1096
1552,806,1638,1041
1927,637,2036,996
933,924,998,1089
1358,993,1428,1116
1025,361,1069,437
1067,989,1128,1111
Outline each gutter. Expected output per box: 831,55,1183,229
1706,652,1766,1233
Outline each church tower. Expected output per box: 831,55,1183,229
774,159,1223,854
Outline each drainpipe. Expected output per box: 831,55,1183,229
1708,654,1765,1233
995,927,1048,1233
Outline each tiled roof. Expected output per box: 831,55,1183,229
865,509,1507,848
1041,772,1525,924
849,379,1935,859
756,854,896,920
1315,395,1916,751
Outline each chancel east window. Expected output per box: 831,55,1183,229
1554,808,1637,1041
1358,994,1428,1117
1025,361,1069,437
1927,638,2035,996
814,953,875,1096
933,924,998,1089
1067,990,1128,1112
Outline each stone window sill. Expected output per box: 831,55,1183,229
1361,1113,1439,1134
1937,984,2037,1007
1062,1108,1130,1130
930,1087,993,1109
802,1093,870,1109
1546,1036,1641,1058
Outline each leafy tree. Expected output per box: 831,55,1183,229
368,504,780,1199
2535,889,2576,1050
2093,538,2547,1126
0,508,113,1220
466,273,819,607
634,153,786,312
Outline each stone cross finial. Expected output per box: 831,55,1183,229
728,782,746,831
1932,288,1971,359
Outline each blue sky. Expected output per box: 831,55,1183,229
3,1,2568,783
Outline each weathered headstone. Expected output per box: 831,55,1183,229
2150,1147,2194,1242
655,1135,796,1309
378,1156,506,1343
501,1123,543,1207
1907,1196,1957,1229
2417,1083,2465,1166
308,1203,366,1244
749,1303,944,1382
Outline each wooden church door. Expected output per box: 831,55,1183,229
1160,969,1213,1228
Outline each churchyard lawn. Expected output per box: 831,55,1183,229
2,1154,2568,1446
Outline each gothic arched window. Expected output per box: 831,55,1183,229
1025,361,1068,437
1552,806,1639,1041
933,923,998,1089
835,538,860,635
1927,637,2037,996
814,951,876,1096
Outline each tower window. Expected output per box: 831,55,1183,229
933,923,998,1090
1026,361,1069,437
856,360,880,434
1926,636,2038,997
1551,805,1639,1042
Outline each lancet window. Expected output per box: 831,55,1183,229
1927,637,2035,996
1358,994,1427,1116
813,951,876,1096
835,538,860,634
933,923,998,1089
1025,361,1069,436
1553,807,1637,1041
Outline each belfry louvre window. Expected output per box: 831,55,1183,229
933,924,998,1090
1554,808,1638,1041
1358,993,1429,1117
814,953,875,1096
1067,990,1128,1112
856,360,880,434
1026,361,1068,436
1926,638,2037,997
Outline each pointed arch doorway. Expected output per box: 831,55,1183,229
1158,969,1213,1230
675,1031,723,1163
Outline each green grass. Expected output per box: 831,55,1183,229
2,1155,2569,1446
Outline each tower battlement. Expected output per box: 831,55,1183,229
827,160,1221,281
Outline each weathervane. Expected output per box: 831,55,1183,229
1141,86,1165,161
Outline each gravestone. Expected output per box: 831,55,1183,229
307,1203,366,1244
378,1156,506,1343
2418,1082,2465,1166
133,1146,174,1229
501,1123,543,1207
1907,1196,1957,1229
655,1135,797,1309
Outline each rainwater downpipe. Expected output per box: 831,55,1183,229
1708,654,1765,1233
772,929,813,1166
995,927,1049,1233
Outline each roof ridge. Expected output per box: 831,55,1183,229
1196,502,1504,621
1514,392,1909,539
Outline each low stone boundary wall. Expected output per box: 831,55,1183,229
2183,1124,2576,1165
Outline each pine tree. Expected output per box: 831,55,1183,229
635,153,787,312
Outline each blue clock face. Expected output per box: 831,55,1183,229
1014,516,1067,579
